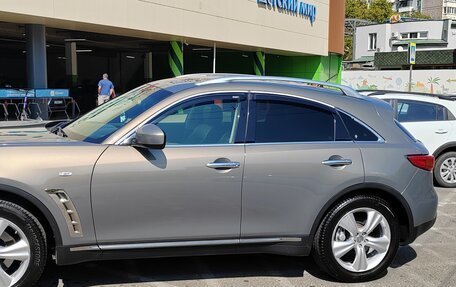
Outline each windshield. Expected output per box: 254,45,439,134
63,83,175,143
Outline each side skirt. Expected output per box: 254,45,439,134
55,237,311,265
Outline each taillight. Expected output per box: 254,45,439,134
407,155,435,171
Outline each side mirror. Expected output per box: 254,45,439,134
133,124,166,149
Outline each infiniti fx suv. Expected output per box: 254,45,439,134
0,75,437,286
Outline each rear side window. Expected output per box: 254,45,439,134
339,112,380,142
254,99,335,143
396,100,446,122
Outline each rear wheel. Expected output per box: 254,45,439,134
434,152,456,188
0,200,47,287
312,195,399,282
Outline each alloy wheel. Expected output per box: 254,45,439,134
0,218,31,287
440,157,456,184
331,208,391,273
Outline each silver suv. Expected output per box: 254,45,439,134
0,75,437,286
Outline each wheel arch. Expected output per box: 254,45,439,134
0,183,62,250
433,142,456,159
308,183,414,246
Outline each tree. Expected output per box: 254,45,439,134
406,11,431,19
366,0,394,23
344,37,353,61
345,0,368,19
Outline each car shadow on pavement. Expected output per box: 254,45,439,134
36,249,417,287
390,245,417,268
36,254,332,286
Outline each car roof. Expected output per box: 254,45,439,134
360,90,456,103
166,74,365,99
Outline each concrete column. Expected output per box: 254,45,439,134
254,51,265,76
65,41,78,86
169,41,184,77
26,24,48,120
144,52,153,82
26,24,47,89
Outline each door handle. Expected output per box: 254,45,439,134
322,159,353,167
206,162,241,169
435,129,448,134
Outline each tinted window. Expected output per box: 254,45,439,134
153,96,241,145
254,99,335,143
396,100,445,122
339,112,380,142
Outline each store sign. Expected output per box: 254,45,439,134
408,42,416,65
0,89,69,98
257,0,317,24
35,89,69,98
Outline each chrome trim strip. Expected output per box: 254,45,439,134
197,76,362,99
99,239,239,251
240,237,302,244
115,91,249,145
70,245,100,252
70,237,303,252
245,141,354,146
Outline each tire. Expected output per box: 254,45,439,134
312,195,399,282
0,200,47,287
434,152,456,188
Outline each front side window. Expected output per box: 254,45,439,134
254,99,336,143
396,100,446,122
152,95,243,145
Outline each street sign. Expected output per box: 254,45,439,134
408,42,416,65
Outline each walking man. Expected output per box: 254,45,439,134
97,73,115,106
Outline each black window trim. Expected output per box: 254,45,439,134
116,91,249,146
246,92,352,145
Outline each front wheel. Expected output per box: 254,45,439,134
434,152,456,188
312,195,399,282
0,200,47,287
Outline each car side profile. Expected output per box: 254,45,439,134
361,90,456,188
0,75,437,286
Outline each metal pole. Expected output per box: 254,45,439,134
408,64,413,92
213,43,216,74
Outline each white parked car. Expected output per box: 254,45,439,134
361,90,456,187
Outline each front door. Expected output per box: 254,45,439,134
91,93,247,244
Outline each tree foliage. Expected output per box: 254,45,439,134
407,11,432,19
344,36,353,61
366,0,394,23
345,0,368,19
345,0,394,23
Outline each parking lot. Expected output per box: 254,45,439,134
35,187,456,287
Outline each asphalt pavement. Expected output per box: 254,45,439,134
36,187,456,287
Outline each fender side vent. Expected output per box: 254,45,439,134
45,189,83,237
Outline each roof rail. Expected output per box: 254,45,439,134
198,76,364,98
359,89,456,101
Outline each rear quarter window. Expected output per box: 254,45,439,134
339,112,381,142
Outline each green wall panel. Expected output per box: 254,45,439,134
266,54,342,84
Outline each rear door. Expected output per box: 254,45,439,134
240,94,365,240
